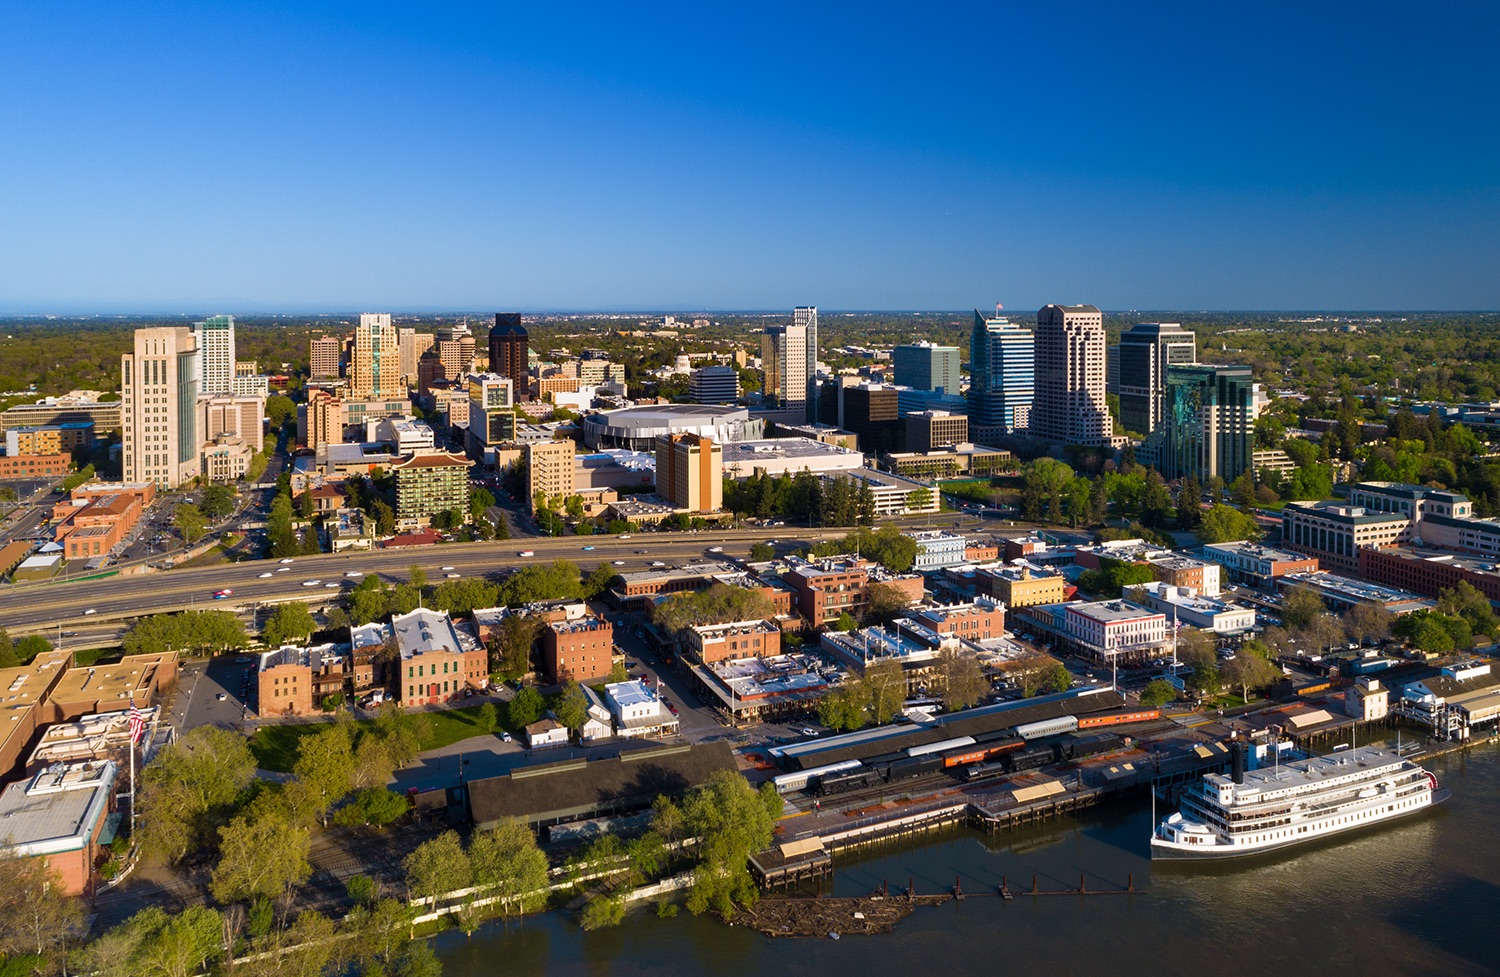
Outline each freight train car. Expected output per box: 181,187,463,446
886,755,944,781
813,767,883,796
1006,743,1059,772
1057,732,1125,761
1077,709,1161,729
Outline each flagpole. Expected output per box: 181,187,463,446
129,727,136,842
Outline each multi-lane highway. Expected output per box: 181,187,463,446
0,518,981,632
0,511,1014,633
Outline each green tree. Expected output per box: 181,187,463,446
554,680,590,732
863,581,914,625
200,484,236,520
11,634,51,664
817,682,867,732
937,648,987,711
863,660,906,725
654,583,774,634
477,701,499,734
138,726,257,863
1198,504,1263,543
832,611,858,632
1043,661,1072,693
431,577,501,615
498,559,584,605
1280,587,1326,630
682,771,780,919
509,687,545,728
1222,641,1283,702
173,502,208,544
1139,678,1177,709
404,830,472,904
292,723,355,824
262,602,316,647
210,808,312,905
1176,473,1203,530
748,541,775,561
582,562,619,599
0,629,13,669
468,817,549,915
265,394,297,430
333,786,411,829
581,895,626,930
491,613,540,678
470,486,496,523
136,905,225,977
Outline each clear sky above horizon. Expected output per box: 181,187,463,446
2,2,1497,313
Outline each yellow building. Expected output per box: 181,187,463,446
655,433,722,515
986,564,1067,608
527,439,576,508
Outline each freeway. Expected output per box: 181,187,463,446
0,513,1007,632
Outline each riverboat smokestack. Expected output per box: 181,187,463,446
1230,742,1246,785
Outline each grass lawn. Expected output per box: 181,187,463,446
250,703,504,772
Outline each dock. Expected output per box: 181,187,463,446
753,740,1232,888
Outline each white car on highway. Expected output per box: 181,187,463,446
279,558,295,564
302,579,320,587
258,572,273,578
344,571,363,578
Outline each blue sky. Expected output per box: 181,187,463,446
2,1,1497,312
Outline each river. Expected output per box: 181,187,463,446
434,741,1500,977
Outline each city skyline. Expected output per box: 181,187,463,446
1,4,1497,312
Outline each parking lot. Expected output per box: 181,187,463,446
176,655,259,731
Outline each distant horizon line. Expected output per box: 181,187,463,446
3,307,1497,319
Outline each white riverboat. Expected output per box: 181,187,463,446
1151,745,1447,860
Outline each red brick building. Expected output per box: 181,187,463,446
392,609,489,707
0,454,70,479
685,620,782,664
543,616,616,683
909,597,1005,640
781,557,926,628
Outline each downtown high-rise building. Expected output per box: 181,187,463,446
1156,364,1254,482
966,310,1034,440
1116,322,1198,437
1031,303,1113,447
892,341,961,396
121,327,200,488
193,314,235,395
310,335,344,379
436,322,476,381
488,313,529,385
689,365,740,404
761,306,819,424
794,306,819,421
398,328,437,386
762,324,809,414
348,314,404,399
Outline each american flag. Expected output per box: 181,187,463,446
128,698,145,745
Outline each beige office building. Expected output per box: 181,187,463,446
655,434,722,515
399,329,437,385
1031,304,1113,447
348,314,404,399
527,439,576,508
121,327,201,488
305,390,346,451
310,335,344,379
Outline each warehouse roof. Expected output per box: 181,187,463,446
467,741,736,828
